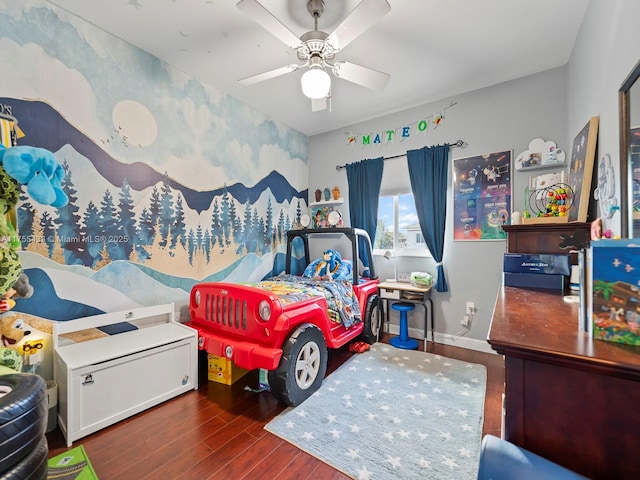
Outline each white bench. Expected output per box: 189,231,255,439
53,303,198,447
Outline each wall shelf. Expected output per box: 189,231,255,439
310,198,344,207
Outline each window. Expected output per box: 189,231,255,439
374,193,431,257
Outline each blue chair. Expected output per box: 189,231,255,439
390,302,418,350
477,435,588,480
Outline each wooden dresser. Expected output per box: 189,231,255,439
488,286,640,479
502,222,591,263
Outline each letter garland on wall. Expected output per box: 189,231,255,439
345,102,457,147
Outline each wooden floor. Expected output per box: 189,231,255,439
46,335,504,479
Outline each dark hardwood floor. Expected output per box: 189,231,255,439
46,335,505,479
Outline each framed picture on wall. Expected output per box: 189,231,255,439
453,150,512,240
567,116,599,222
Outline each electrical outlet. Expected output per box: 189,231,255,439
461,314,471,327
466,301,475,315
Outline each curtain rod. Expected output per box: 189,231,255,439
335,139,466,171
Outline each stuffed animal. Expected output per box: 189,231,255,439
1,315,31,348
0,272,34,312
0,144,68,207
0,202,22,298
0,347,22,375
312,249,342,280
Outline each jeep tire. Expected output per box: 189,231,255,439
361,295,383,344
269,325,327,407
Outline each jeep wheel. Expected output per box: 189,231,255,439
268,325,327,407
361,295,383,344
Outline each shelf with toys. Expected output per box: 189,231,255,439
309,197,344,208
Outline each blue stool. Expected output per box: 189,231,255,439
390,302,418,350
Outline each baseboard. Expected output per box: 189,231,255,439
386,325,497,354
434,332,497,354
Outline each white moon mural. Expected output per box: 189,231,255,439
112,99,158,147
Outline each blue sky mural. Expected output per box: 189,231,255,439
0,0,310,319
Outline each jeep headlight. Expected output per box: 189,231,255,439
193,289,201,307
258,300,271,321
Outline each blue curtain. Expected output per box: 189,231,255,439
345,157,384,268
406,144,450,292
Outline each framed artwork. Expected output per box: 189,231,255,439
567,116,599,222
453,150,512,240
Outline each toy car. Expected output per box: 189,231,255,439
188,227,383,406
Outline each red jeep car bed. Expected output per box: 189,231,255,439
188,227,383,406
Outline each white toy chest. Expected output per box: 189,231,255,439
53,303,198,447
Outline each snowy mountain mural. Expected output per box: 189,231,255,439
0,1,309,320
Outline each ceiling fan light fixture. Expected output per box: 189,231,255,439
301,67,331,99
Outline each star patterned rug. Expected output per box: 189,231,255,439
265,343,487,480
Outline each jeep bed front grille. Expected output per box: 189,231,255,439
204,292,248,331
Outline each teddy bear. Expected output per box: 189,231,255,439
1,315,31,348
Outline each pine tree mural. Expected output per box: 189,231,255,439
211,198,221,250
81,201,101,265
53,163,85,265
264,198,273,253
94,242,111,269
187,228,195,264
25,213,48,257
117,179,137,259
98,190,121,260
138,207,155,246
220,186,231,249
173,194,187,248
40,211,55,258
159,173,174,248
277,208,285,243
17,189,35,250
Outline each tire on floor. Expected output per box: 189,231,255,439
0,435,48,480
0,374,47,475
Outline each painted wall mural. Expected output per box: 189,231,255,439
0,1,309,322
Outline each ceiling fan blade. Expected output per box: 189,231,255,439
237,0,303,49
325,0,391,51
239,64,301,86
311,97,327,112
333,61,390,91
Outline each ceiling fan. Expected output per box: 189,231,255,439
237,0,391,112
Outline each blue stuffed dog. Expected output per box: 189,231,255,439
0,145,68,207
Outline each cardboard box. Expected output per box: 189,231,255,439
207,354,250,385
503,253,571,276
503,272,566,290
590,239,640,346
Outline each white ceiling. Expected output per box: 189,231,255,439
48,0,589,137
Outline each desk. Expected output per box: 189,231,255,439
377,281,434,351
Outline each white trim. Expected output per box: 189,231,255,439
387,325,498,354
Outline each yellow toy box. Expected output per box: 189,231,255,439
207,354,250,385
